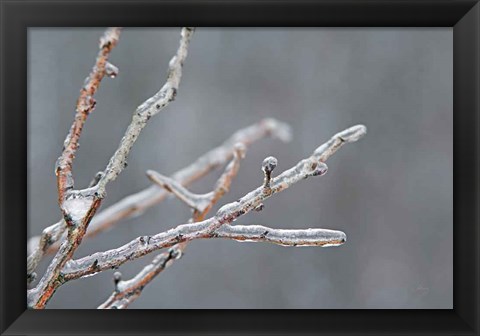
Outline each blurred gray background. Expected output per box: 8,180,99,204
28,28,452,309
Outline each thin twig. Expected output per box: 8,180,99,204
98,249,183,309
27,118,291,278
98,145,246,309
28,27,195,309
146,143,246,214
95,27,195,196
27,220,66,284
56,125,366,283
55,27,121,205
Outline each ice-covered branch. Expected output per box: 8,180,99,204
55,27,121,205
98,145,246,309
26,27,122,305
97,248,181,309
28,27,195,309
59,125,366,282
27,220,66,284
97,223,344,309
27,173,107,284
27,118,291,271
215,225,346,247
95,27,194,196
146,143,245,213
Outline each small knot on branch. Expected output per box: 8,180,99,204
113,271,122,291
169,247,183,260
307,161,328,177
254,203,265,212
88,172,104,188
105,62,119,78
77,94,96,114
138,235,151,245
90,259,99,271
262,156,277,188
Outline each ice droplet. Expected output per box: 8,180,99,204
234,239,257,243
322,242,344,247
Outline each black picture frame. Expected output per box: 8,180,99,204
1,0,478,335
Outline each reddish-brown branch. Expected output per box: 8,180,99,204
27,28,122,307
29,197,102,309
55,28,121,206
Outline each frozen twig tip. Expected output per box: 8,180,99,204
262,156,277,188
337,124,367,143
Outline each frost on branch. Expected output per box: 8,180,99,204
98,144,247,309
27,117,292,278
28,27,195,309
27,26,367,309
57,124,366,283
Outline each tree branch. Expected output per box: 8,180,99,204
146,143,245,213
56,124,366,284
97,248,183,309
98,144,246,309
214,225,346,247
95,27,195,196
28,27,195,309
27,172,106,284
55,27,121,205
27,221,66,284
26,27,122,305
27,118,291,278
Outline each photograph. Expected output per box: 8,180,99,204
27,27,452,309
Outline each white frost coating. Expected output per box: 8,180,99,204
80,271,100,279
60,124,365,281
62,197,95,223
28,118,292,266
217,225,346,247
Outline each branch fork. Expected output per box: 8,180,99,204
27,26,367,310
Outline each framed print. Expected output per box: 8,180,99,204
1,0,479,335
